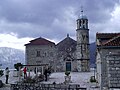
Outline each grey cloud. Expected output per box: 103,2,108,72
0,0,119,42
83,0,119,23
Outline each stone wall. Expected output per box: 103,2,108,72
107,56,120,88
25,45,56,71
96,48,120,89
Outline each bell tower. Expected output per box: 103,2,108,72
76,9,90,72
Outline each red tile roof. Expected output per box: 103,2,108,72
96,33,120,39
25,37,55,46
96,33,120,46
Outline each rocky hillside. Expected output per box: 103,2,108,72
0,47,25,69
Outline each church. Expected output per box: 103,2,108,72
25,11,90,72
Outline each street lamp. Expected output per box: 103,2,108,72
93,64,96,79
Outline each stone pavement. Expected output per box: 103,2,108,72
0,70,100,90
0,84,10,90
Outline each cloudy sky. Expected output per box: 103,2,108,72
0,0,120,50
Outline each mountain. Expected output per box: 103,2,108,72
0,47,25,69
90,42,96,68
0,43,96,69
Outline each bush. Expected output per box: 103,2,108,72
0,70,3,77
14,63,23,71
65,71,70,76
33,74,44,82
90,76,96,82
23,77,35,83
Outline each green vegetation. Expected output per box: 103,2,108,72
14,63,23,71
0,70,3,76
65,71,70,76
90,76,97,82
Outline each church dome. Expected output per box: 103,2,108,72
79,8,88,19
79,14,87,19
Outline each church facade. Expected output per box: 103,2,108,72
25,11,90,72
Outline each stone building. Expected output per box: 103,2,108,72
25,37,56,72
25,10,90,72
96,33,120,90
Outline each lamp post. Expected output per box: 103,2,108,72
94,65,96,80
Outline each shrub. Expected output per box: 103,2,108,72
23,77,35,83
14,63,23,71
0,70,3,77
90,76,96,82
65,71,70,76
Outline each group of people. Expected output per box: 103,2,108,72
4,67,27,84
4,66,51,84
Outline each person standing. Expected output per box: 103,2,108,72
44,68,48,81
34,67,37,74
5,67,10,84
23,67,27,79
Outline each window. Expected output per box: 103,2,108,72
36,51,41,57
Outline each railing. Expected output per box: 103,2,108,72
11,83,86,90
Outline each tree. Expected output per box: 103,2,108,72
0,70,3,76
14,63,23,71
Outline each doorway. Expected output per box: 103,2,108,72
66,62,71,71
